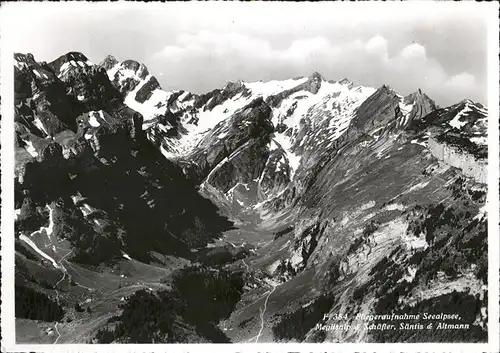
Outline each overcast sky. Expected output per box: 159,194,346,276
3,2,492,107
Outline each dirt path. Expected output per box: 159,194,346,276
254,283,278,343
242,259,250,271
53,249,73,344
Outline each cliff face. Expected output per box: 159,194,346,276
14,52,234,265
428,137,486,184
13,51,489,344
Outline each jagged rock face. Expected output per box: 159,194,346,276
428,136,487,183
14,52,124,142
353,85,402,133
103,58,152,95
14,52,234,266
351,85,439,141
103,57,160,104
404,89,437,121
15,54,82,136
254,103,488,342
265,72,323,108
122,60,150,78
103,60,466,216
51,53,122,111
135,76,161,103
14,51,489,344
410,100,487,140
100,54,119,70
190,97,275,193
404,99,488,184
259,148,292,195
204,81,252,111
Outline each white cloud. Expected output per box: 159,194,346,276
443,72,478,100
445,72,476,89
151,31,480,106
3,2,487,107
365,36,388,57
400,43,427,60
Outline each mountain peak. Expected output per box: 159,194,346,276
338,78,352,85
308,71,323,81
103,54,117,62
52,52,90,64
48,52,94,76
460,98,474,105
404,89,437,111
299,71,323,94
14,52,36,64
380,84,394,92
100,55,119,70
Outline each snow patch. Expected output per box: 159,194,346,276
19,234,60,269
125,86,172,122
160,144,176,160
398,98,414,126
98,110,105,122
59,62,70,73
405,181,429,194
79,204,93,217
474,205,487,221
33,118,48,135
359,201,376,212
24,140,38,157
383,203,406,212
410,138,427,147
244,77,307,97
290,252,303,268
88,112,101,127
401,232,428,251
14,61,27,70
470,136,487,146
267,260,281,274
399,266,417,283
449,105,472,129
273,134,300,179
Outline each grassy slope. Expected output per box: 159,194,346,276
221,131,486,343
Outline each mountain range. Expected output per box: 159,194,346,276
13,51,488,343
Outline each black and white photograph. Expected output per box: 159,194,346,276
1,2,499,351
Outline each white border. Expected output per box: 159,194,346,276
1,2,499,353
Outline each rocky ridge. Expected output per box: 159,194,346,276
13,52,489,344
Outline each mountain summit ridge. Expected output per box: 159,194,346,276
12,51,489,344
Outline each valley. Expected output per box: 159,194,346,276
12,51,489,344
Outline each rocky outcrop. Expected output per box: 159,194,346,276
102,58,153,97
404,89,437,121
352,85,401,134
14,50,490,344
265,71,323,108
135,76,161,103
14,52,124,139
191,97,274,186
204,81,251,111
100,54,119,71
14,52,234,265
428,136,487,184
